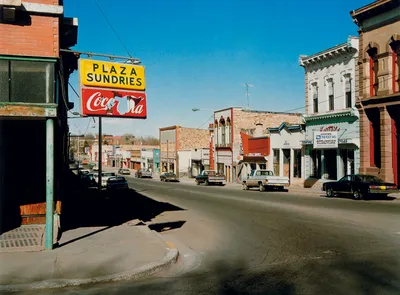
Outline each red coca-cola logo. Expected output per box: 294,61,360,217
81,88,147,119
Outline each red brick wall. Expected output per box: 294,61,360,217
0,0,60,57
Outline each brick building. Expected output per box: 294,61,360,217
351,0,400,185
159,126,209,176
212,107,303,183
0,0,78,249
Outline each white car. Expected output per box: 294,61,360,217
93,172,117,187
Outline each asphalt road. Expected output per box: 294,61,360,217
12,177,400,295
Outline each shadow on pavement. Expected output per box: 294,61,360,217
59,178,186,246
148,221,186,233
326,194,396,202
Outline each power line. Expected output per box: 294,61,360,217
93,0,132,58
68,82,80,98
197,114,214,129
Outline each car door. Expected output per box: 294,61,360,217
336,175,352,194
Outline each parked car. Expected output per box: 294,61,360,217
135,169,152,178
242,169,290,192
106,176,129,191
92,165,99,172
94,172,117,187
160,172,179,182
195,170,226,186
79,169,91,175
118,168,131,175
322,174,398,200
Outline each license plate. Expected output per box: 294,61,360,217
380,186,386,190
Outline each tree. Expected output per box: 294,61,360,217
123,133,135,144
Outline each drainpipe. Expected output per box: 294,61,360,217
45,119,54,250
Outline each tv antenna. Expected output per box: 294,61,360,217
244,83,254,110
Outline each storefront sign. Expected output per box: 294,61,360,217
320,125,340,132
80,59,145,91
81,87,146,118
313,131,338,149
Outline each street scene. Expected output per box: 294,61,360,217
0,0,400,294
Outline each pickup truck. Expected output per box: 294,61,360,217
195,170,226,186
242,169,289,192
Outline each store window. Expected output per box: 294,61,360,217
273,149,280,176
0,58,55,103
293,149,302,178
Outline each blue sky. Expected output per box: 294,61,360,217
65,0,367,137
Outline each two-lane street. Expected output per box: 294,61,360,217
13,177,400,295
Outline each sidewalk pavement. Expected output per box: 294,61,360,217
0,221,178,292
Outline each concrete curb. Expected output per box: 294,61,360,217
0,233,179,292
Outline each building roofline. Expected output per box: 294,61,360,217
350,0,392,18
268,122,304,132
159,125,179,131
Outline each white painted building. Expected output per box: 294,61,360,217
141,148,155,171
177,148,210,177
267,123,305,186
299,36,360,183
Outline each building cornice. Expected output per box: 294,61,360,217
299,40,358,67
304,108,359,122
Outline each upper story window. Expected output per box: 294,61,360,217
226,117,231,145
345,75,352,108
0,58,55,104
327,79,334,111
312,83,318,113
390,37,400,93
366,46,379,97
220,117,226,145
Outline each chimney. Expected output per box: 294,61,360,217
254,123,263,137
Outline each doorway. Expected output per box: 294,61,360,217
282,149,290,177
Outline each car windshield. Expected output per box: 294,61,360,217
108,177,126,182
357,175,385,183
204,171,215,176
103,172,116,177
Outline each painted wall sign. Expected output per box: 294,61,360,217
320,125,340,132
79,59,145,91
81,87,146,119
313,131,338,149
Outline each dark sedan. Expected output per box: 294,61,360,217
160,172,179,182
106,176,129,191
322,174,398,200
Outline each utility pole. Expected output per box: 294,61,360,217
244,83,253,110
166,139,169,172
98,117,102,191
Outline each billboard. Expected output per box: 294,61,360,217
79,59,146,119
80,59,145,91
81,87,146,118
313,131,338,149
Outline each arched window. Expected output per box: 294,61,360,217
220,117,226,146
226,117,231,145
390,35,400,93
366,44,379,96
214,119,219,145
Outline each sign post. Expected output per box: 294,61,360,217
98,117,102,191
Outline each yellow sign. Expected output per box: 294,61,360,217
79,59,146,91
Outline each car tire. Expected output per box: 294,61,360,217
259,183,265,192
242,183,249,190
353,188,364,200
196,179,200,185
205,180,209,186
326,188,334,197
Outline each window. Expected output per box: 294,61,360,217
367,47,378,97
345,75,352,108
0,59,55,103
312,84,318,113
293,149,301,178
221,122,226,145
339,176,351,182
328,80,334,111
273,149,280,176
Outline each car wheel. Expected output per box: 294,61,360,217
259,183,265,192
242,183,249,190
326,188,334,197
205,180,210,186
353,189,364,200
196,179,200,185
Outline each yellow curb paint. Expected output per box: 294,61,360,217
166,241,176,249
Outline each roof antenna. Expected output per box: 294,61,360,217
244,83,254,110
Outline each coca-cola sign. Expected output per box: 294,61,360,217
81,87,147,119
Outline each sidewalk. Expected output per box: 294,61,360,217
0,183,181,292
0,223,177,292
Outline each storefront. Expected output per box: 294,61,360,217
267,123,305,186
303,109,360,181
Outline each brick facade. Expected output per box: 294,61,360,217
0,0,60,57
178,127,209,150
232,109,303,144
351,0,400,185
